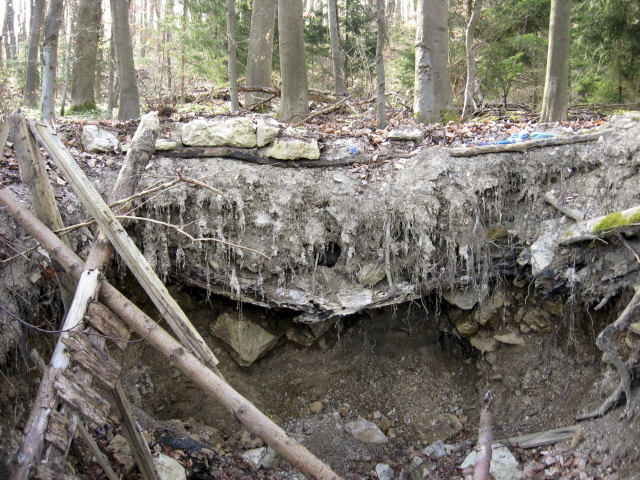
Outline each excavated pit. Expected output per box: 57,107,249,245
1,113,640,477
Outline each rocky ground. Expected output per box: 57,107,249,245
0,110,639,479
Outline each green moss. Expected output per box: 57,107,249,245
66,102,97,114
593,210,640,234
440,109,460,124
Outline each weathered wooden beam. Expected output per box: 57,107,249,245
558,205,640,245
61,331,121,389
111,381,160,480
54,370,111,426
84,302,131,350
0,115,9,148
501,425,579,449
32,462,80,480
0,188,344,480
31,121,220,372
44,411,73,454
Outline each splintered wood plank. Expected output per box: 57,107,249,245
61,331,121,388
44,411,72,454
0,115,9,148
502,425,579,449
54,371,111,426
31,121,220,372
77,422,120,480
32,462,81,480
85,302,131,349
112,381,160,480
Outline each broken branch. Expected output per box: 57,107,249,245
474,390,495,480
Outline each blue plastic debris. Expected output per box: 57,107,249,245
529,132,555,139
347,146,358,155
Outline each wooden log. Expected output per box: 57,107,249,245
558,205,640,245
32,462,80,480
293,96,351,127
501,425,579,449
84,302,131,349
44,411,72,454
544,190,585,222
9,113,75,309
0,188,344,480
0,115,9,149
162,146,365,168
448,130,611,157
31,121,220,372
473,391,494,480
111,381,160,480
61,331,121,389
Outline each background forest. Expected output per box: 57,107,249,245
0,0,639,123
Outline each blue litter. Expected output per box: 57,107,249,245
530,132,555,139
347,146,358,155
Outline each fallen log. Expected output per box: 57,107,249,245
0,188,344,480
558,205,640,245
473,390,495,480
448,129,611,157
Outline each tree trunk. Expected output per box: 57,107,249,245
227,0,239,111
107,25,117,119
111,0,140,119
70,0,102,112
540,0,572,122
165,0,174,100
25,0,46,107
60,0,76,116
413,0,452,124
327,0,346,96
375,0,386,128
180,0,187,104
41,0,65,122
462,0,482,121
278,0,309,122
245,0,277,107
2,0,17,61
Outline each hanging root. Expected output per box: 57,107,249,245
576,287,640,420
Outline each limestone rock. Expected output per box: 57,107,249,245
285,326,316,346
443,288,481,310
242,447,281,469
494,332,525,345
259,136,320,160
309,401,324,414
520,310,551,332
460,443,521,480
416,412,463,443
375,463,395,480
356,263,386,286
346,417,388,444
470,334,497,353
155,139,180,151
324,138,369,161
455,319,479,337
210,309,282,366
81,125,119,152
628,322,640,335
423,440,451,459
388,127,422,141
475,289,506,326
154,453,187,480
181,118,257,148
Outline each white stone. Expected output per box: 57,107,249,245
242,447,281,469
443,288,481,310
324,138,368,160
259,137,320,160
181,118,257,148
375,463,395,480
460,443,521,480
388,127,423,141
494,332,525,345
154,453,187,480
356,263,386,286
346,417,388,444
470,335,497,353
155,139,180,151
256,124,280,147
81,125,119,152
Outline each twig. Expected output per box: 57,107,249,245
544,191,585,222
292,96,351,127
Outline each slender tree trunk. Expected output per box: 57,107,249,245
41,0,65,122
227,0,239,111
327,0,346,96
246,0,277,107
165,0,174,100
462,0,482,121
413,0,452,124
540,0,572,122
94,26,104,104
375,0,386,128
60,0,76,116
278,0,309,122
25,0,46,107
70,0,102,111
2,0,18,61
107,23,117,119
111,0,141,119
180,0,187,104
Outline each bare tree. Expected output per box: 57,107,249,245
278,0,309,122
327,0,346,96
540,0,572,122
25,0,46,107
41,0,65,122
69,0,102,112
462,0,482,121
414,0,452,124
375,0,386,128
111,0,141,120
227,0,239,111
246,0,277,108
2,0,17,61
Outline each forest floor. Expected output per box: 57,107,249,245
1,105,639,480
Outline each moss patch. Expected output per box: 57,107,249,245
593,210,640,234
